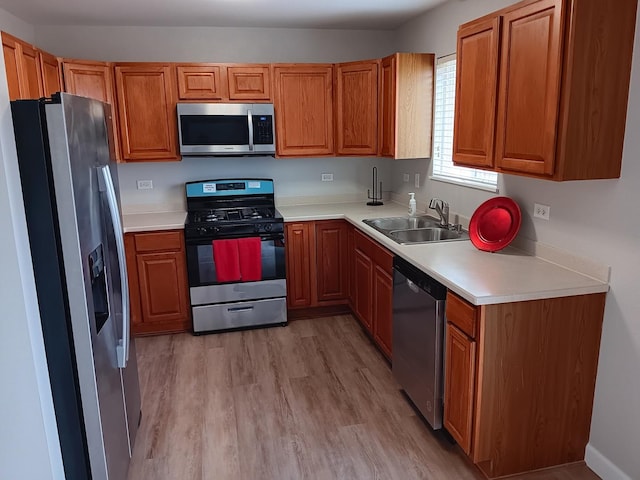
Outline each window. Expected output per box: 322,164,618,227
431,54,498,192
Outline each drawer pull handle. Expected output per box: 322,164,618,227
227,306,255,313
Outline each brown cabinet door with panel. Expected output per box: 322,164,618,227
353,247,373,331
273,64,334,157
1,32,42,100
38,50,61,97
315,220,348,303
114,63,179,161
373,264,393,359
453,17,500,169
227,65,271,101
444,322,476,455
125,231,190,336
335,60,378,155
285,222,316,308
176,64,227,100
495,0,563,176
378,55,396,157
63,60,121,161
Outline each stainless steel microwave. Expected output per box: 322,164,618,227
177,103,276,156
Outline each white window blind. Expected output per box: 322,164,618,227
431,54,498,191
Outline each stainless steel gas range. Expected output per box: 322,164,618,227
184,178,287,334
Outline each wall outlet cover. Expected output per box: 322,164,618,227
403,173,410,183
137,180,153,190
321,173,334,182
533,203,550,220
414,173,420,188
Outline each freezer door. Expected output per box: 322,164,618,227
46,94,138,480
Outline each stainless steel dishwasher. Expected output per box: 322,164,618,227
392,256,447,429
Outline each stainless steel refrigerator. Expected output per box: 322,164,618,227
11,93,141,479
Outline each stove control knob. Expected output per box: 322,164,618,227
254,224,263,233
264,223,272,232
212,226,220,234
197,227,208,235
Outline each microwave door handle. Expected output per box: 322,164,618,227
98,165,130,369
247,109,254,151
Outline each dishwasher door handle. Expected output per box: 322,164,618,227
406,278,421,294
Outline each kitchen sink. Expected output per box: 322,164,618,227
362,215,469,245
389,228,466,244
363,215,441,231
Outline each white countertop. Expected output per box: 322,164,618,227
277,202,609,306
123,211,187,233
120,202,608,306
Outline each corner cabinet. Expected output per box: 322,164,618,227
62,60,121,161
125,230,191,336
114,63,179,161
444,291,606,478
273,64,334,157
379,53,435,159
453,0,638,180
334,60,378,155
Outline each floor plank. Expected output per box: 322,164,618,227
128,315,600,480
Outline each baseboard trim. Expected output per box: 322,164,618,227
585,444,632,480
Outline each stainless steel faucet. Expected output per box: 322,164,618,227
429,198,449,228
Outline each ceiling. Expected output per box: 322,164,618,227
0,0,449,30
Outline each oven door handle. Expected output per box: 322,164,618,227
247,109,254,151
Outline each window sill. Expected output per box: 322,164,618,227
429,175,499,193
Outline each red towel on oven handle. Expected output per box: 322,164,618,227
212,239,241,283
238,237,262,282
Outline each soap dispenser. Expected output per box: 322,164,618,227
408,192,417,217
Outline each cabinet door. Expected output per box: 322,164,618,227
354,248,373,331
453,17,500,169
495,0,563,176
444,323,476,455
373,264,393,359
273,65,334,156
378,55,396,157
63,60,121,161
285,222,316,308
114,64,179,161
38,50,61,97
176,64,227,100
19,42,42,99
136,251,189,326
2,33,21,100
335,61,378,155
315,220,348,303
347,224,355,308
227,65,271,101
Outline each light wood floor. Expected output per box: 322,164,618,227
128,315,600,480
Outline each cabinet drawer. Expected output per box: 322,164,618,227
134,231,183,253
446,291,477,339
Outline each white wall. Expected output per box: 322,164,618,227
0,8,65,480
35,25,398,210
396,1,640,479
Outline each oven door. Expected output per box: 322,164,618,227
185,232,286,306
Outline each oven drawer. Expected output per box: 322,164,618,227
192,297,287,333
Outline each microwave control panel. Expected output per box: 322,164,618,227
252,115,274,145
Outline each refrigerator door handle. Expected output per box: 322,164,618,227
98,165,130,368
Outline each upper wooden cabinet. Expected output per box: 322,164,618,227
227,65,271,101
334,60,378,155
38,50,61,97
454,0,638,180
176,63,271,101
379,53,435,159
2,32,43,100
176,64,226,100
114,63,179,161
273,64,334,157
62,59,121,161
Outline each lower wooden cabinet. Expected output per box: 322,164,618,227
285,220,349,309
443,291,606,478
372,263,393,358
353,247,373,330
125,230,191,335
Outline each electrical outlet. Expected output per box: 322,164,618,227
403,173,410,183
414,173,420,188
533,203,550,220
321,173,334,182
136,180,153,190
